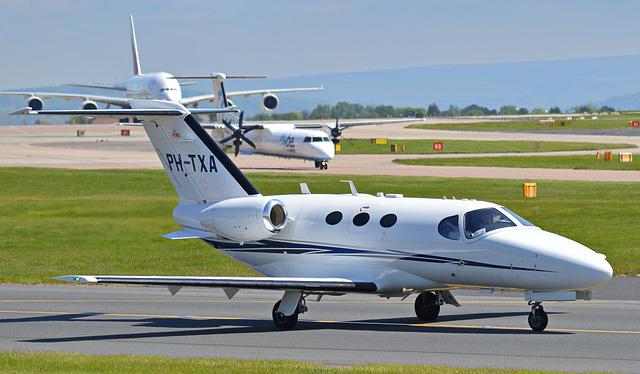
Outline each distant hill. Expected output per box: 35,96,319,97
3,55,640,120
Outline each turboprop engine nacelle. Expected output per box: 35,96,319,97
199,197,288,241
26,96,44,111
261,93,279,112
81,100,98,110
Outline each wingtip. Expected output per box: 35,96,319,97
9,107,34,116
54,275,98,283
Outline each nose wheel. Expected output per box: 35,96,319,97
528,302,548,331
314,160,328,170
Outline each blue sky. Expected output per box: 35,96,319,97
2,0,640,90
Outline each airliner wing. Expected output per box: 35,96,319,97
180,86,323,107
66,83,127,92
0,91,130,108
54,275,378,294
180,94,217,107
226,86,323,99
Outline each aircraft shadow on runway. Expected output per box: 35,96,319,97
14,310,569,344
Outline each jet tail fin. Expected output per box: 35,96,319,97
12,101,258,203
130,15,142,75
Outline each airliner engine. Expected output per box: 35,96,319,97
26,96,44,110
261,93,279,112
199,197,288,241
81,100,98,110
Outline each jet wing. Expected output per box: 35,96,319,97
54,275,378,294
66,83,127,92
227,86,322,99
0,91,131,108
180,86,323,107
180,94,217,107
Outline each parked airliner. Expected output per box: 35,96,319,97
0,16,321,113
13,100,613,331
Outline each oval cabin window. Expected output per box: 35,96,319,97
379,214,397,228
325,211,343,225
352,212,370,227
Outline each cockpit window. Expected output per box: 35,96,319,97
501,207,536,227
464,208,516,239
322,137,331,142
438,215,460,240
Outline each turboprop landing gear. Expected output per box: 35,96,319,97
414,291,441,321
314,160,328,170
272,292,308,329
528,302,548,331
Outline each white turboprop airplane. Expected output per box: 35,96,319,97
13,100,613,332
0,15,321,113
187,73,419,170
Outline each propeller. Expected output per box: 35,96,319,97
219,111,261,157
330,117,353,145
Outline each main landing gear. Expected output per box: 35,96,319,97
271,292,307,329
528,301,548,331
414,291,442,321
314,160,328,170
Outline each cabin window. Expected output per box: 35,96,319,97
325,211,343,225
438,215,460,240
379,213,397,228
352,212,370,227
464,208,516,239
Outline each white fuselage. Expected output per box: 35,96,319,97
175,193,612,296
212,124,335,162
126,73,182,102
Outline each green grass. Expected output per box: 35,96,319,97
335,138,635,154
394,155,640,170
0,351,614,374
1,167,639,283
407,119,640,132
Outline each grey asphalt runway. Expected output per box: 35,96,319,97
1,282,639,372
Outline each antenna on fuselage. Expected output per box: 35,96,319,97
340,180,358,196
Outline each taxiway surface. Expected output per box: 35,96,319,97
3,122,640,181
1,283,639,372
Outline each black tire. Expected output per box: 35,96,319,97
528,308,548,331
414,292,440,321
272,300,299,329
314,161,320,168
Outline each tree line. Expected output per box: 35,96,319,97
247,102,619,121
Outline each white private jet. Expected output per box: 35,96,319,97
13,100,613,332
0,15,321,113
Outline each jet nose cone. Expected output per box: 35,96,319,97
568,254,613,290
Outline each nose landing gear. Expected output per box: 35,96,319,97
314,160,328,170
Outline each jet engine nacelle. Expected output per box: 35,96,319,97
81,100,98,110
26,96,44,111
199,197,288,241
261,93,279,112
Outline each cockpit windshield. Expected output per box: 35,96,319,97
501,207,536,227
464,208,516,239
